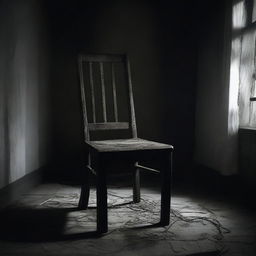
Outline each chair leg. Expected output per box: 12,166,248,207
95,154,108,233
78,169,90,210
160,150,172,226
133,162,140,203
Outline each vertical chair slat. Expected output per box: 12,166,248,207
100,62,107,122
125,57,137,138
78,57,90,140
89,62,96,123
111,63,118,122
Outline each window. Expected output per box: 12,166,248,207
229,0,256,130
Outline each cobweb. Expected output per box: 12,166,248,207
38,188,230,255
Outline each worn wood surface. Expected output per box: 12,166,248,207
88,122,129,131
160,151,172,225
135,163,159,173
125,56,137,138
133,163,140,203
78,170,90,210
89,62,96,123
78,56,90,140
78,53,137,136
111,63,118,122
99,62,107,122
80,54,124,63
78,153,91,209
85,138,173,152
93,152,108,233
79,54,130,139
78,53,173,233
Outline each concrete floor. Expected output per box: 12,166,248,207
0,180,255,256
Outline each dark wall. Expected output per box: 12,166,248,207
47,1,198,177
239,128,256,188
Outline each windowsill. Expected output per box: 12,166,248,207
239,127,256,135
239,126,256,131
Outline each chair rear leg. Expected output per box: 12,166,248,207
133,162,140,203
78,169,90,210
160,151,172,226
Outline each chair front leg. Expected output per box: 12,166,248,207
93,152,108,233
160,150,173,226
78,167,90,210
133,162,140,203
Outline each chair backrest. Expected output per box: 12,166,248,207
78,54,137,141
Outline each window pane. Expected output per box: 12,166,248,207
229,38,241,134
239,30,256,127
232,0,247,29
252,0,256,22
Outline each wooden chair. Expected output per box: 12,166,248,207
77,54,173,233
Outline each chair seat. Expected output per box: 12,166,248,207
85,138,173,153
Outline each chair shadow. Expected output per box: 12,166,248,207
0,200,150,242
185,252,222,256
0,207,101,242
0,200,167,242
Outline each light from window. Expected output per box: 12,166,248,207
228,38,241,135
232,1,246,29
252,0,256,23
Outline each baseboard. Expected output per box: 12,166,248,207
0,167,44,210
